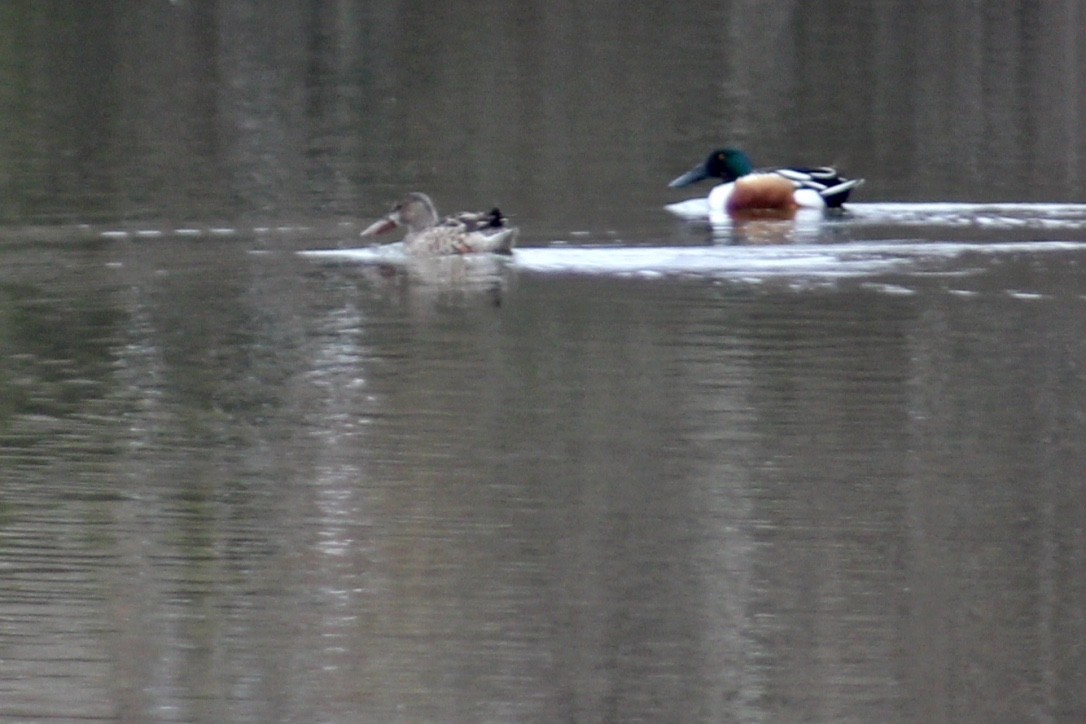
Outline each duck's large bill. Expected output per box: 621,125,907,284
360,217,398,237
668,165,711,188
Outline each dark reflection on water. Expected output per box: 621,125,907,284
4,2,1086,239
2,239,1086,721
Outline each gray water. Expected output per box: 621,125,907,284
3,3,1086,722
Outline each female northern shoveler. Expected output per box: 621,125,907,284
360,192,517,255
668,148,863,216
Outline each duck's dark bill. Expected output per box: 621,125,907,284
668,165,710,189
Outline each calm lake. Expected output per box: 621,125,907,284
3,2,1086,722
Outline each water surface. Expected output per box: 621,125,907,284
3,3,1086,722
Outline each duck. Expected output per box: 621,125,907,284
360,192,517,255
668,148,863,216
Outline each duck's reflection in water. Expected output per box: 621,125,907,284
349,253,512,312
709,208,830,245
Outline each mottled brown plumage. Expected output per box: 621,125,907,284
360,192,517,255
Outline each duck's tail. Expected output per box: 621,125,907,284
819,178,864,208
488,226,518,255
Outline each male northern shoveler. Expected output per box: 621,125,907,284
668,148,863,216
360,192,517,255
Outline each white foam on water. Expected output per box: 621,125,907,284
847,202,1086,230
301,239,1086,283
